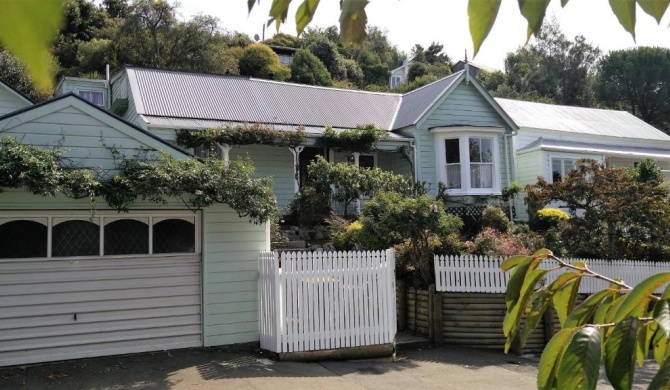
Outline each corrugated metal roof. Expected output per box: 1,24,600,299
518,138,670,159
496,98,670,141
392,72,463,129
130,68,402,130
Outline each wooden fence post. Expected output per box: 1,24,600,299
433,290,443,345
428,284,435,340
397,280,407,331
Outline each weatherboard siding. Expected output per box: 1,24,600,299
229,144,295,211
0,106,159,171
515,150,543,221
416,83,512,195
202,203,268,346
0,85,30,116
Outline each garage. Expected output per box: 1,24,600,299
0,211,203,366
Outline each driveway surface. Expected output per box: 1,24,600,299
0,344,659,389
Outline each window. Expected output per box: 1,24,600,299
359,155,376,169
551,158,578,182
437,132,501,194
0,212,198,259
391,76,402,88
78,90,104,107
0,220,47,258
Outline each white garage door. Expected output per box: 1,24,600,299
0,212,203,366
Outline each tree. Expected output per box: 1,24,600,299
502,249,670,390
0,51,48,101
54,0,106,73
525,159,670,261
263,32,300,48
101,0,129,18
307,37,346,79
356,51,389,86
499,20,601,106
407,62,428,83
597,47,670,133
239,44,290,81
290,49,332,86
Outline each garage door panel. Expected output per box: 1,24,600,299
0,254,203,366
0,275,201,296
2,285,201,307
0,315,202,343
0,306,201,331
0,324,202,353
0,336,202,367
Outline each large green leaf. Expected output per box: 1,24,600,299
565,289,617,328
0,0,64,92
468,0,502,57
614,272,670,323
339,0,369,46
638,0,670,23
605,317,639,390
538,327,580,390
654,327,670,365
557,327,603,390
248,0,258,13
639,322,657,367
520,289,553,348
561,0,570,6
649,355,670,390
608,0,637,40
296,0,320,35
518,0,551,40
503,268,548,353
554,277,582,328
268,0,293,32
655,300,670,339
505,256,535,310
501,254,529,273
594,294,616,324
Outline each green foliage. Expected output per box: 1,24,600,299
317,124,387,153
536,207,570,230
76,38,115,74
239,43,291,81
290,49,333,86
175,124,306,149
284,186,332,228
356,50,390,86
407,62,428,83
360,191,463,286
0,136,277,223
391,75,438,94
0,51,46,101
263,33,301,48
307,156,414,218
332,220,362,250
501,181,523,201
598,47,670,132
526,159,670,261
307,37,346,80
636,158,665,183
481,205,511,233
465,226,543,258
503,250,670,390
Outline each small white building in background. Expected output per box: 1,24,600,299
389,58,411,88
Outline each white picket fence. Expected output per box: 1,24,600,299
259,249,396,354
435,255,670,294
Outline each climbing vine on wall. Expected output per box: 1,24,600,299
176,123,307,149
317,124,387,153
0,136,277,223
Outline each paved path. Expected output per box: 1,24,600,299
0,344,659,389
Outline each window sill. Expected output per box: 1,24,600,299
446,190,502,197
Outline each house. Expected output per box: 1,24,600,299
452,60,497,78
497,98,670,220
389,57,411,88
0,85,268,366
101,66,518,218
268,45,297,66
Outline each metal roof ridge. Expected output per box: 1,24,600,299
400,70,464,97
249,77,403,97
495,97,631,115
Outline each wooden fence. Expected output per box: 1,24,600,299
259,249,396,354
435,255,670,293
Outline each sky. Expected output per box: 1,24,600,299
177,0,670,70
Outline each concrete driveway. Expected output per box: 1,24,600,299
0,344,659,390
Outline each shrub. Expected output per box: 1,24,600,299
536,207,569,231
481,205,511,233
239,44,290,81
284,186,331,228
290,49,333,86
465,227,534,258
360,192,463,286
332,220,362,250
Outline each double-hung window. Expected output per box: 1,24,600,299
78,90,105,107
551,157,578,182
436,129,502,195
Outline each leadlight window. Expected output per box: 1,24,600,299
52,219,99,257
0,219,47,258
104,219,149,256
153,219,196,254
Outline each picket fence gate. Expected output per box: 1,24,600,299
259,249,396,354
435,255,670,294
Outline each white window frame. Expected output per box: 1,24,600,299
0,210,200,260
433,127,503,196
77,89,105,107
546,152,603,183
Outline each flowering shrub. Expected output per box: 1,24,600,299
536,207,569,230
332,220,363,250
465,227,534,257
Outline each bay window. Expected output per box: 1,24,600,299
435,130,502,195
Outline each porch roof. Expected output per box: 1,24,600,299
519,138,670,160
